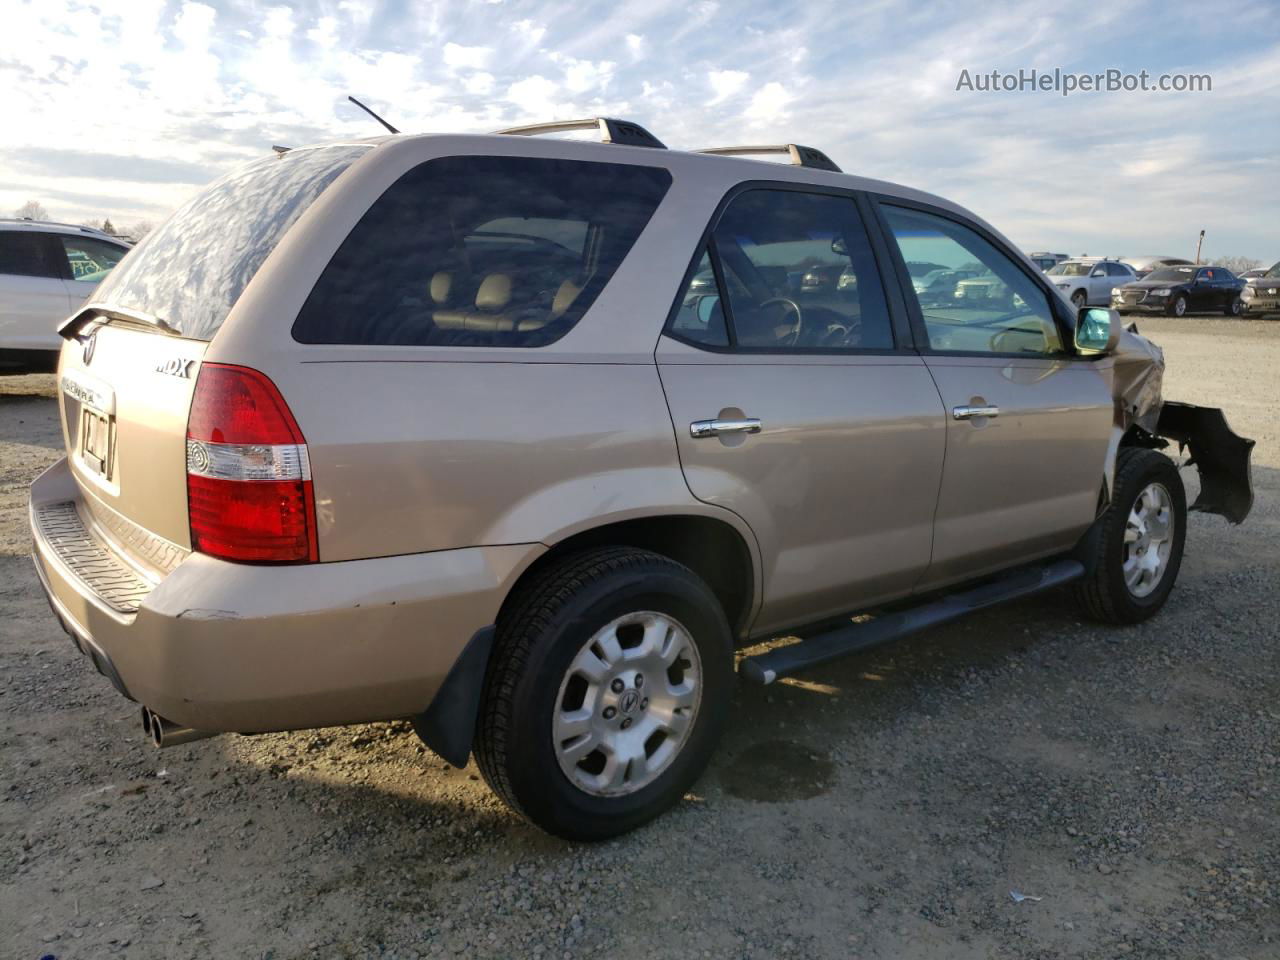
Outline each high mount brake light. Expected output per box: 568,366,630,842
185,363,318,564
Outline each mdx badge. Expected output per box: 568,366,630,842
156,357,194,379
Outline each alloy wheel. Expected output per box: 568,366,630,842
552,611,702,797
1123,482,1175,598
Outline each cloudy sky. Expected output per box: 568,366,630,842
3,0,1278,260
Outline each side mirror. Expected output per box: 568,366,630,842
1075,306,1119,355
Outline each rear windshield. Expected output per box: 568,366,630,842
1145,267,1195,282
92,144,370,340
291,155,672,347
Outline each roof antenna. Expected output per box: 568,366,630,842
347,95,400,134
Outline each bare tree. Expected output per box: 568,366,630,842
1216,255,1263,275
123,220,154,241
13,200,49,221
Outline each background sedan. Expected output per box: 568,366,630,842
1112,265,1245,317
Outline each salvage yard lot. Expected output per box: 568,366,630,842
2,317,1277,960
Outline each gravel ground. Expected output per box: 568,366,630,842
2,317,1277,960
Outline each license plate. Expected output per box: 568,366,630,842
81,408,113,479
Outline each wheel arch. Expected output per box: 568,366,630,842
504,513,759,640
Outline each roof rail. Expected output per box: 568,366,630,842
696,144,841,173
494,117,666,150
0,218,114,236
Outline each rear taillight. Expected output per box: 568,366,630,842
186,363,318,564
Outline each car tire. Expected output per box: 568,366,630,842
1225,297,1243,317
1073,448,1186,625
1071,290,1087,309
474,547,733,840
1168,294,1188,317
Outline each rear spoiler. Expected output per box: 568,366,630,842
59,304,179,341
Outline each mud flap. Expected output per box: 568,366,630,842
1156,402,1255,524
410,626,495,767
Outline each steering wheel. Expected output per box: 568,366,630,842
760,297,803,346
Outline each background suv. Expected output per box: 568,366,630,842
0,220,130,372
1241,260,1280,317
29,123,1252,839
1027,251,1068,271
1046,257,1137,308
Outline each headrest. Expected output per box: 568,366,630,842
552,280,583,318
429,272,452,305
475,274,512,311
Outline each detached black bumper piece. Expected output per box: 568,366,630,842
1156,402,1255,524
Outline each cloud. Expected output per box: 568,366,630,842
512,19,546,46
0,0,1274,258
549,53,616,94
708,69,749,104
464,72,495,95
743,82,793,123
443,42,492,70
505,75,560,117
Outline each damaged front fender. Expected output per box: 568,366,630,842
1107,323,1255,524
1155,402,1256,524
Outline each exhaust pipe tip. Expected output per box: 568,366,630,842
145,708,218,748
140,706,153,739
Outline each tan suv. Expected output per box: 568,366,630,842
29,119,1254,839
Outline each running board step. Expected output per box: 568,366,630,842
739,558,1085,685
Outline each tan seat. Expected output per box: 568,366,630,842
429,271,453,305
429,270,469,330
518,279,582,332
433,273,519,332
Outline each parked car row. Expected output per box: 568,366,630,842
795,243,1277,320
1024,250,1278,318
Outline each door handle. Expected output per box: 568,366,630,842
952,404,999,420
690,417,762,439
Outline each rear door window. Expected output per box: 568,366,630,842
92,144,371,340
668,188,895,351
0,231,62,278
292,156,671,347
59,236,129,284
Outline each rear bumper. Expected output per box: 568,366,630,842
30,456,543,734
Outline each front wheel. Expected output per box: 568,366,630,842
1073,448,1187,624
473,547,732,840
1071,290,1087,309
1226,297,1243,317
1168,294,1188,317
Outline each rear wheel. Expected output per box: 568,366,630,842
1073,448,1186,624
474,547,732,840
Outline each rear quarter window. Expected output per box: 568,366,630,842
292,155,672,347
92,144,371,340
